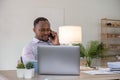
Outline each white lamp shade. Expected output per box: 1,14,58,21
59,26,82,44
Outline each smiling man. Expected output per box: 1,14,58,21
22,17,60,64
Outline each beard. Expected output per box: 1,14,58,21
38,35,49,42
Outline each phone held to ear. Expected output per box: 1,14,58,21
49,30,55,39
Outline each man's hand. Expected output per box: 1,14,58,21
50,31,60,45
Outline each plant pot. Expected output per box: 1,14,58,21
118,57,120,60
91,58,101,68
32,68,34,77
80,57,87,66
16,69,24,78
116,56,120,60
24,68,34,79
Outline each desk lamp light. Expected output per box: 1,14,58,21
59,26,82,45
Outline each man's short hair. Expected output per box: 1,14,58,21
33,17,50,27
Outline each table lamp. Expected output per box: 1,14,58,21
59,26,82,45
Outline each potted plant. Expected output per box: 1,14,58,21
16,62,25,78
24,62,34,79
73,41,107,67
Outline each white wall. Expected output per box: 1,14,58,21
79,0,120,44
0,0,120,70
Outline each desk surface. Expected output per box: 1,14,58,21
0,70,120,80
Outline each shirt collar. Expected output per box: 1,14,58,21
32,37,51,43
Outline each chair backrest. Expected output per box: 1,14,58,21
20,56,24,64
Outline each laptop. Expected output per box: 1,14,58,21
37,45,80,75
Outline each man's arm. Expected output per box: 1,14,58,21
21,46,35,64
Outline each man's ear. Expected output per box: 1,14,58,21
33,28,35,32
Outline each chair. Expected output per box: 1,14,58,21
20,56,23,64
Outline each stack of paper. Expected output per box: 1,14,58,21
107,62,120,71
82,68,120,75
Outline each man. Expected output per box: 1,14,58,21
22,17,60,64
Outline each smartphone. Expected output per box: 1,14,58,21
49,30,55,39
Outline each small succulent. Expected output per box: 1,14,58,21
16,63,25,69
25,62,34,69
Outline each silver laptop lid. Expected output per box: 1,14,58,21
37,45,80,75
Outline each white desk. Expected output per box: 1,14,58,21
0,70,120,80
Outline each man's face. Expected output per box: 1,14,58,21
33,21,50,41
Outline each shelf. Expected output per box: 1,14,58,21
101,18,120,21
101,18,120,59
101,33,120,39
107,33,120,38
102,26,120,28
110,44,120,47
109,48,120,51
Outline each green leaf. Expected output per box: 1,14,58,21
25,62,34,69
17,63,25,69
72,43,85,57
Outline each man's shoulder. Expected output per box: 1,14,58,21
23,40,35,49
